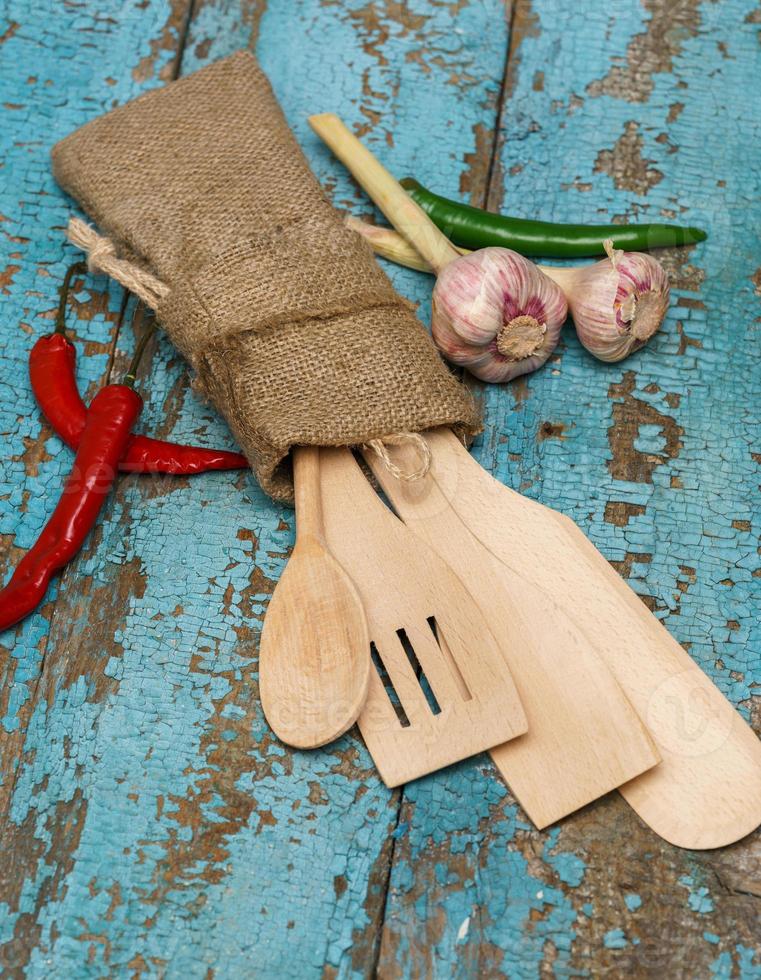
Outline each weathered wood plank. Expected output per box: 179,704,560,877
376,1,761,977
0,12,137,812
2,0,759,977
0,2,509,977
0,3,195,972
0,4,191,811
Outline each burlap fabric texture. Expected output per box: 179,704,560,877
51,51,480,502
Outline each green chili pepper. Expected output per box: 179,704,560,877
400,178,707,259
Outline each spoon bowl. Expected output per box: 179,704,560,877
259,446,370,749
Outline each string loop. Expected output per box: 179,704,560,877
363,432,431,482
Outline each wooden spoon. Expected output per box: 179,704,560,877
259,446,370,748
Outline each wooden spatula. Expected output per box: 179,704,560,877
310,113,761,847
259,446,370,749
319,447,528,786
364,442,661,829
393,430,761,848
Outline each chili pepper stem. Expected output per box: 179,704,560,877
123,317,158,387
54,261,88,335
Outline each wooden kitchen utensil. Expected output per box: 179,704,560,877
310,115,761,847
382,430,761,848
319,447,528,786
364,444,661,829
259,446,370,749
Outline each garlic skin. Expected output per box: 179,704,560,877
546,242,670,363
431,248,569,383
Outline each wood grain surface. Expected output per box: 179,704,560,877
320,447,528,787
0,1,759,977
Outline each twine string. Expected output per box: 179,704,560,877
363,432,431,482
66,218,169,309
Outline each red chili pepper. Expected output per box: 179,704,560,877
0,383,141,630
29,333,248,475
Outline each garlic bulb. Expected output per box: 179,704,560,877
347,219,671,366
543,241,670,363
431,248,568,382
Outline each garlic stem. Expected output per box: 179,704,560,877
346,215,462,271
344,216,443,271
309,114,460,274
536,264,576,291
347,216,574,288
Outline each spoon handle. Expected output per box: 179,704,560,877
293,445,324,542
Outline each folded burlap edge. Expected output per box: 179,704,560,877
194,321,481,503
59,211,482,505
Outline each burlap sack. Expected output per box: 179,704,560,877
51,51,480,501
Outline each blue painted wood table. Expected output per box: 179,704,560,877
1,1,759,976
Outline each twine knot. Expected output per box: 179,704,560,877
363,432,431,482
84,233,116,272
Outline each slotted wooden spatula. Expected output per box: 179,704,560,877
319,447,527,786
389,430,761,848
365,443,661,829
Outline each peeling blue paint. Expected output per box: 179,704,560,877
543,829,586,887
480,0,761,717
711,950,733,978
736,944,761,979
679,875,715,915
603,928,628,949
